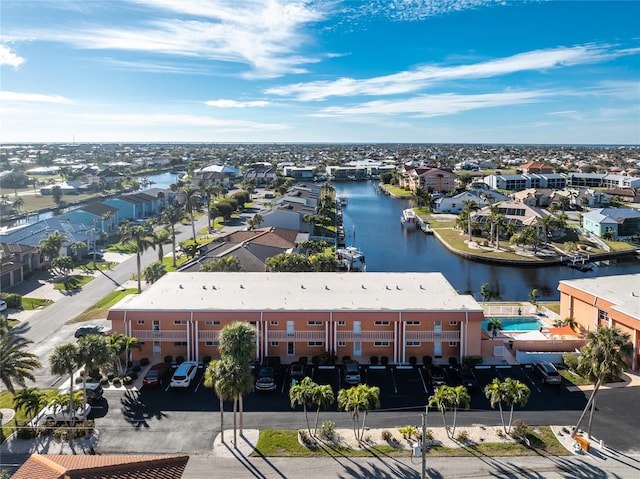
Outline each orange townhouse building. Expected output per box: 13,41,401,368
558,273,640,370
107,272,485,366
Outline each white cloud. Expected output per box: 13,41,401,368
0,45,25,68
268,44,640,100
311,90,554,118
0,91,73,104
205,99,269,108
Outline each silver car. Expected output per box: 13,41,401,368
533,362,562,385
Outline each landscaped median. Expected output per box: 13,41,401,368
249,425,569,458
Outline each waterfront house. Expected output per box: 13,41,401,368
260,200,316,232
107,272,485,366
470,201,546,233
582,208,640,239
558,274,640,370
399,166,456,193
57,202,119,236
433,190,491,213
283,165,315,180
0,243,42,289
0,218,93,258
103,192,158,221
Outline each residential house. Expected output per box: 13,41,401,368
260,200,316,232
104,192,158,221
0,243,42,289
143,187,176,210
520,161,555,175
244,164,277,187
0,218,93,258
471,201,546,234
58,202,119,236
433,191,490,214
558,274,640,370
512,188,554,207
107,272,485,365
582,208,640,239
602,187,640,204
326,165,368,180
399,166,456,193
283,166,315,180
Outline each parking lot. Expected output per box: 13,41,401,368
92,361,593,454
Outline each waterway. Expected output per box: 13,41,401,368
334,181,640,302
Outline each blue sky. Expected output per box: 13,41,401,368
1,0,639,144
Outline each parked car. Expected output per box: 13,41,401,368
255,366,277,392
344,360,361,386
142,363,171,388
32,401,91,425
74,324,111,338
533,361,562,385
170,361,198,388
0,300,7,312
82,252,104,260
290,362,305,384
58,382,104,405
458,368,479,390
429,365,447,387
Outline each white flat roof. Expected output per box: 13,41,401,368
559,273,640,320
110,272,482,313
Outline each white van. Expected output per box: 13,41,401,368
170,361,198,388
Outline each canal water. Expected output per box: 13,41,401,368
335,181,640,302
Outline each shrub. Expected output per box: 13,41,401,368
203,355,212,365
164,355,173,364
562,352,579,371
422,355,432,367
176,356,185,365
496,428,505,438
381,356,389,366
299,430,315,446
381,430,393,441
462,355,482,366
75,376,84,384
100,376,109,385
425,429,434,441
123,376,133,385
16,426,39,440
112,377,121,385
370,355,379,365
409,356,417,366
129,372,138,380
132,364,141,373
107,372,115,381
139,357,150,367
510,420,529,442
0,293,22,309
398,425,418,441
318,420,336,441
456,430,469,443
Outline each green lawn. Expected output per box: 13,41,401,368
70,288,137,323
252,426,567,458
161,255,188,272
53,275,95,291
104,241,137,254
380,184,411,198
21,297,53,310
0,389,57,444
76,260,116,272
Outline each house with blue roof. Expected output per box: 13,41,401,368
57,202,119,237
582,208,640,239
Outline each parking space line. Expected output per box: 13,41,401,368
194,374,205,392
390,368,398,394
418,367,429,395
521,366,542,393
495,367,505,380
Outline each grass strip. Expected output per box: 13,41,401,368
69,288,137,324
21,297,53,310
53,275,94,291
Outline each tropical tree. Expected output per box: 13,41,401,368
144,262,167,284
69,241,86,260
428,385,454,436
462,200,478,243
50,343,79,425
51,255,74,277
152,229,171,262
487,318,503,338
562,317,579,332
529,288,538,305
502,378,530,434
200,257,244,272
537,215,555,245
266,252,312,272
182,186,200,243
572,326,632,439
200,183,216,232
337,384,380,442
106,333,141,378
484,378,506,432
39,230,69,260
411,186,431,209
119,222,155,293
247,213,264,230
12,196,24,213
0,321,41,393
13,387,46,422
51,185,63,205
161,207,186,268
289,376,316,435
480,283,492,304
312,383,335,435
77,334,111,435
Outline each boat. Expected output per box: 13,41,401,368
401,208,418,229
336,246,366,272
566,254,593,271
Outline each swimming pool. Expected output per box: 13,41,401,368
481,317,545,332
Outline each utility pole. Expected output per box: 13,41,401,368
421,405,428,479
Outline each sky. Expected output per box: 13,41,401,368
1,0,639,145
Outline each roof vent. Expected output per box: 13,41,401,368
325,285,330,290
361,284,366,289
240,284,244,289
420,285,425,290
202,285,206,290
396,285,401,290
179,284,183,289
386,285,390,290
212,285,217,290
301,284,305,289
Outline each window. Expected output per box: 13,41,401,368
374,321,390,326
205,341,219,347
449,342,458,347
270,341,279,346
270,321,278,326
406,341,421,347
337,321,346,326
136,320,145,325
374,341,390,347
598,310,610,322
173,320,187,325
449,321,457,326
205,320,220,326
174,341,187,346
405,321,421,326
338,341,346,347
307,321,322,326
287,342,295,355
152,320,160,332
307,342,323,347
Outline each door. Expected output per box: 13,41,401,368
153,341,161,354
433,342,442,358
287,321,294,336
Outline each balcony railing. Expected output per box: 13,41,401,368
132,330,187,341
198,330,221,341
267,331,326,341
406,331,460,341
336,331,394,341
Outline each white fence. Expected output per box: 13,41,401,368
482,304,537,316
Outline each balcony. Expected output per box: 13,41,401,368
336,331,394,341
406,331,460,341
132,330,187,341
268,330,326,341
198,330,221,341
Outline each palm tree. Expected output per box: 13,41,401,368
204,359,234,445
39,230,69,260
572,326,632,439
12,196,24,213
77,335,111,435
152,230,171,263
487,318,503,338
480,283,492,304
536,215,555,245
448,385,471,437
182,186,200,244
13,387,46,423
312,384,335,435
0,321,41,393
144,262,167,284
462,200,478,243
50,343,79,425
562,317,579,332
119,222,155,294
161,207,186,268
337,384,380,442
289,376,316,435
428,384,470,438
250,213,264,230
502,378,530,434
200,183,216,232
428,385,454,436
484,378,506,432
